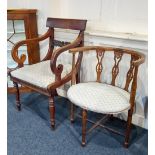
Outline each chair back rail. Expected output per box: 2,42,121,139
46,18,87,31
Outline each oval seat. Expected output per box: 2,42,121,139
67,82,130,114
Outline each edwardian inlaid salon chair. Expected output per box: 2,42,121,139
9,18,87,129
67,46,145,148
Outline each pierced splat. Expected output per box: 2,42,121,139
124,55,137,91
111,50,123,86
53,40,70,47
96,49,105,82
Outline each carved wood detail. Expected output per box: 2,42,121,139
7,9,40,65
124,55,137,91
53,40,70,47
11,29,52,67
49,96,55,129
111,50,123,86
96,49,105,82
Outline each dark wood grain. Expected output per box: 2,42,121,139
46,18,87,31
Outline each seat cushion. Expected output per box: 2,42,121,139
11,60,72,89
67,82,130,114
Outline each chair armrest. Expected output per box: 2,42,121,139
47,53,82,91
129,52,145,66
69,46,113,53
50,31,84,81
7,67,19,76
11,29,52,67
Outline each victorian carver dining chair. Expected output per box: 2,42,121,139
67,46,145,148
9,18,87,129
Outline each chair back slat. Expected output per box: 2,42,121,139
96,49,105,82
124,55,137,91
111,50,123,86
46,18,87,31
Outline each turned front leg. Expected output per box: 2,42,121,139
70,103,75,123
13,82,21,111
124,109,133,148
82,109,87,146
49,96,55,129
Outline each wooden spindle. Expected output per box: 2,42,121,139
71,53,76,85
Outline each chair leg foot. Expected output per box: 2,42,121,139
109,114,114,121
51,124,55,130
70,118,74,124
49,96,55,130
124,109,133,148
13,82,21,111
70,103,74,123
124,142,129,148
16,103,21,111
81,141,86,147
82,109,87,146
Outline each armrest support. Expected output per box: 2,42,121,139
47,52,83,91
11,29,52,67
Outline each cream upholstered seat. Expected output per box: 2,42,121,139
11,60,71,89
67,82,130,114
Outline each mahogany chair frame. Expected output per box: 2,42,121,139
9,18,87,129
69,46,145,148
